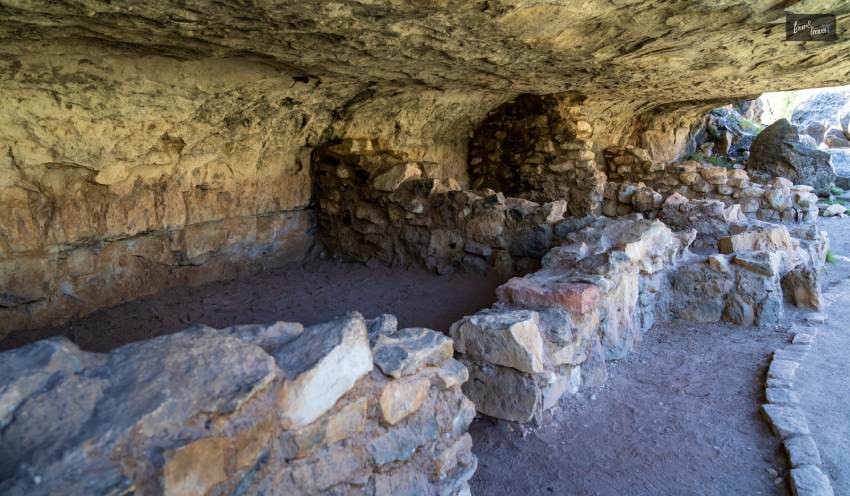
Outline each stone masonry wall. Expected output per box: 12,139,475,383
447,210,828,425
0,312,476,496
601,146,820,223
466,93,606,215
313,138,598,278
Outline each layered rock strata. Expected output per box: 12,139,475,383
0,312,477,496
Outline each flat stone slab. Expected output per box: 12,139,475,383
768,359,800,382
732,251,780,277
766,387,800,406
792,333,814,345
767,378,794,389
274,312,373,430
496,277,600,314
774,349,808,362
804,312,828,323
786,344,812,353
450,310,544,374
790,465,834,496
372,327,453,379
785,436,823,468
761,404,811,439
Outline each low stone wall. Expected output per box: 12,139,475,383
603,146,820,223
449,216,691,423
0,312,476,496
762,323,835,496
669,222,827,325
447,211,827,424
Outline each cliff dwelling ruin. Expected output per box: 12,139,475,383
2,2,850,495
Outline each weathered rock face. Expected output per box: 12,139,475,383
790,87,850,145
0,55,503,337
4,1,850,101
0,313,477,496
747,119,836,195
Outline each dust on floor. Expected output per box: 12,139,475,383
0,259,503,353
469,319,791,496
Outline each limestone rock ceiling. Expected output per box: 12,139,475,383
2,0,850,102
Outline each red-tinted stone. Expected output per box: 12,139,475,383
496,278,600,314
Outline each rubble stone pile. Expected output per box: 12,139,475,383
0,313,476,496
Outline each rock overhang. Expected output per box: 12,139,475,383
1,1,850,101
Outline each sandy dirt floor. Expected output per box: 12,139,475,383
470,319,792,496
0,259,503,354
4,218,850,495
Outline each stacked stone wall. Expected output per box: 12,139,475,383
602,146,820,223
0,312,476,496
313,138,597,278
465,93,606,215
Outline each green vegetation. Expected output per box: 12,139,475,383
824,198,846,206
708,156,734,170
684,151,735,170
826,248,838,264
831,186,845,196
737,118,763,134
762,90,804,122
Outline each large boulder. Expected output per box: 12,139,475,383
824,148,850,179
746,119,836,196
790,87,850,145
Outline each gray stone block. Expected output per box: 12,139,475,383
761,404,810,439
767,378,793,389
774,349,808,362
792,333,814,345
785,436,822,468
790,465,834,496
768,359,800,382
766,387,800,406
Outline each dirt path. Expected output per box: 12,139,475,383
469,319,791,496
795,215,850,494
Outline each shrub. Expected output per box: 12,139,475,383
831,186,844,196
826,248,838,264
